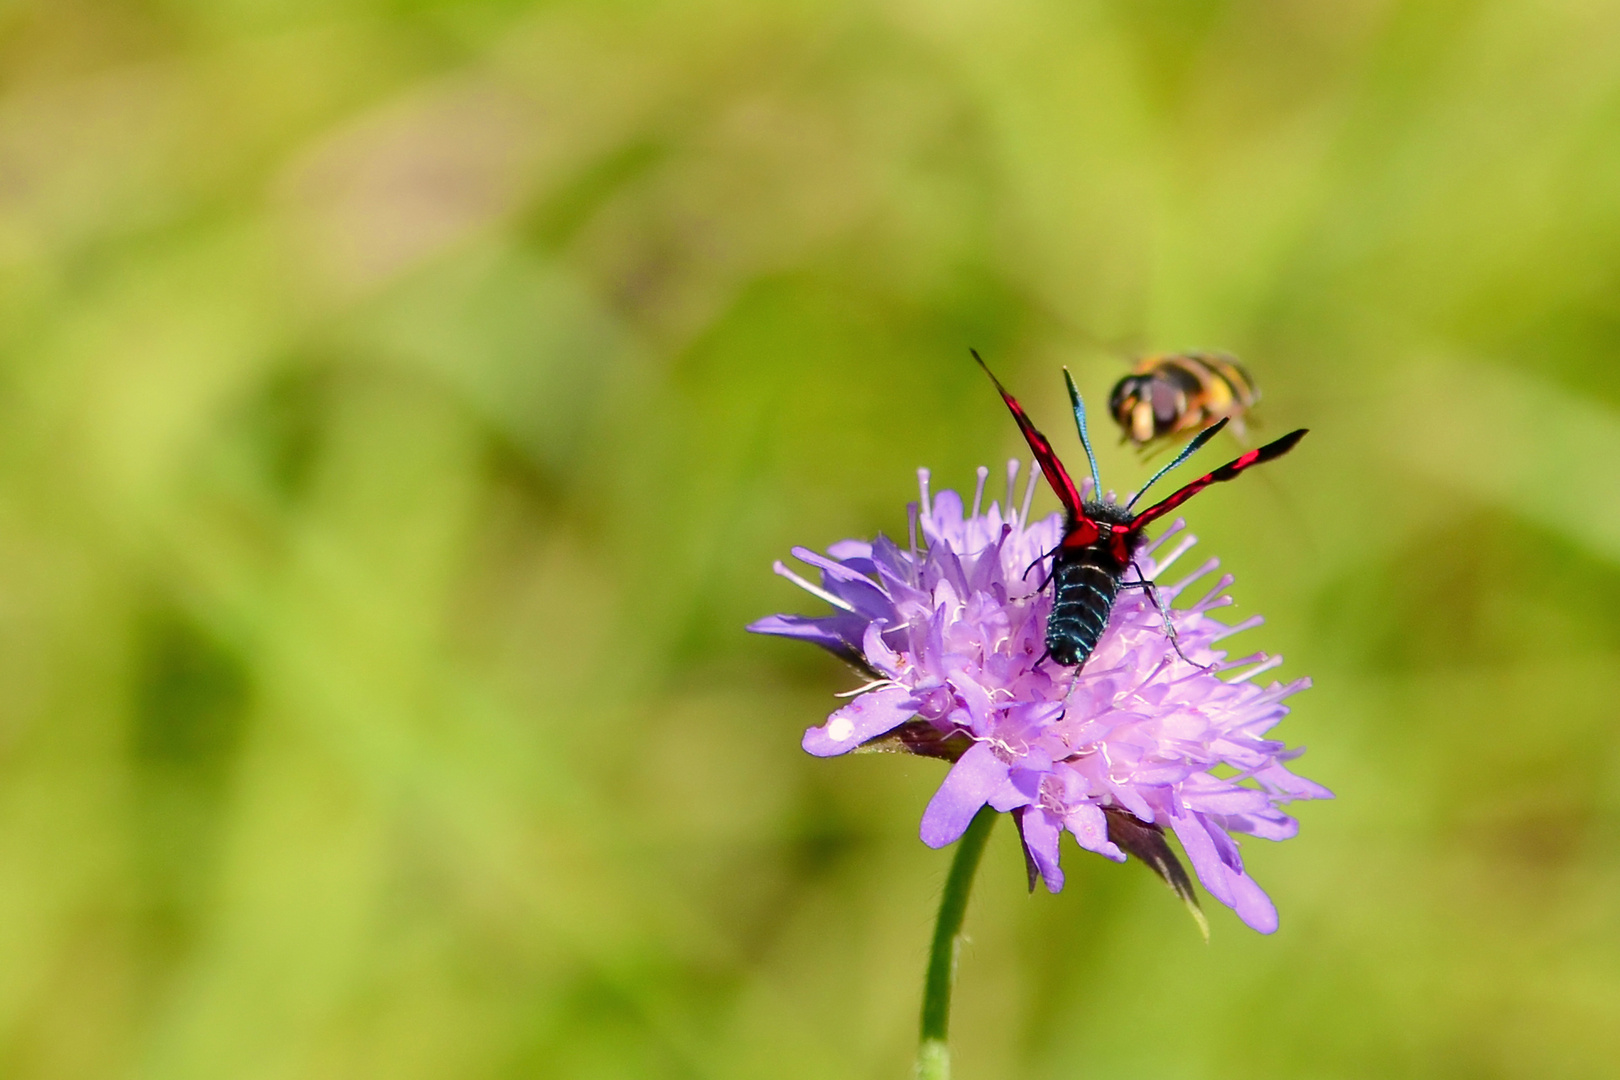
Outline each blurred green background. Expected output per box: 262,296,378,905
1,1,1618,1077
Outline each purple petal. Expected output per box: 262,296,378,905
920,742,1007,847
826,539,872,561
965,526,1010,595
919,601,950,673
922,540,970,600
790,547,894,620
803,686,916,757
950,673,996,737
1065,803,1124,862
1169,811,1236,909
746,613,868,659
870,535,926,600
1021,806,1065,893
1169,811,1279,933
1228,871,1279,934
994,748,1053,812
861,622,903,678
988,773,1036,813
832,555,879,577
1253,761,1335,801
1181,782,1272,817
1110,781,1158,825
923,489,965,539
1220,805,1300,841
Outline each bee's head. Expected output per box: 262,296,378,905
1108,373,1151,421
1108,373,1164,443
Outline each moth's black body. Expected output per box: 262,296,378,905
1046,500,1137,667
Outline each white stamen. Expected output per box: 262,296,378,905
1020,461,1038,525
835,678,897,698
918,468,932,517
1210,614,1264,641
1166,557,1221,599
826,717,856,741
1005,459,1019,518
1191,574,1237,613
971,465,988,518
1141,518,1187,556
907,502,920,577
772,560,856,612
1123,654,1174,700
1227,654,1284,684
1148,533,1197,579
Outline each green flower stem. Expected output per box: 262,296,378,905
915,806,998,1080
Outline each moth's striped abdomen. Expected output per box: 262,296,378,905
1046,544,1126,668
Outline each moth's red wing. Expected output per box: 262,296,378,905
973,351,1084,518
1128,428,1307,532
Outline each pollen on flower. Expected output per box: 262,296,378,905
749,459,1331,934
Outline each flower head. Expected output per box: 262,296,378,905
750,461,1331,933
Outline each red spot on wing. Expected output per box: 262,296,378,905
1108,526,1132,564
1061,520,1100,548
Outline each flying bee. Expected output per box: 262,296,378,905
1108,352,1259,448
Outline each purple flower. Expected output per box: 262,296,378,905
749,462,1331,934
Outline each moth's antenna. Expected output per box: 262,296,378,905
1127,419,1230,510
1062,368,1104,496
